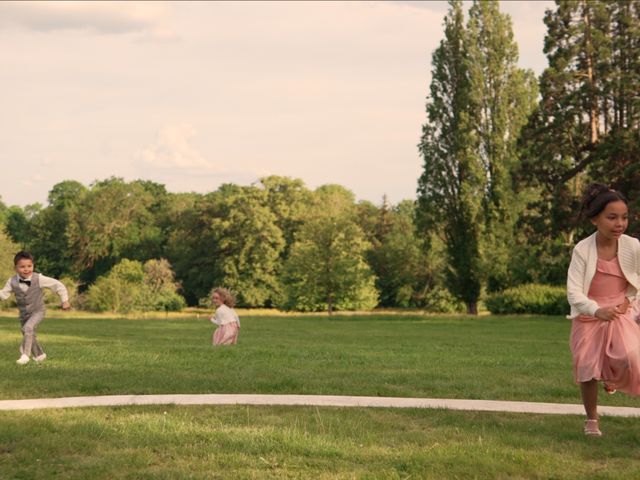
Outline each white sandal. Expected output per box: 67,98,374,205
584,419,602,436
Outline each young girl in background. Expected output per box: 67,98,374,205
567,183,640,436
210,287,240,345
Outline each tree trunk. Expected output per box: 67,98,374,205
327,295,334,316
466,301,478,315
582,0,599,144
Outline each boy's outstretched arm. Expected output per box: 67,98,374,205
0,278,12,302
39,275,70,310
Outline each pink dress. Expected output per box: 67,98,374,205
213,322,239,345
570,256,640,394
211,305,240,346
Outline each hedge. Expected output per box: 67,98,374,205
485,283,567,315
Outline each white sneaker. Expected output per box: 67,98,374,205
34,353,47,362
16,354,30,365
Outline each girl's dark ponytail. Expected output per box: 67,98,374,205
580,183,627,219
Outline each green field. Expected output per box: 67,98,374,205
1,313,639,478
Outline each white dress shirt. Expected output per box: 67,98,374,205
0,274,69,303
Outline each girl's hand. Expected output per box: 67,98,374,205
615,297,630,315
61,301,71,310
595,307,617,322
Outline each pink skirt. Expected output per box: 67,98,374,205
212,322,239,345
570,305,640,395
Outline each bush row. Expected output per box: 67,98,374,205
485,283,567,315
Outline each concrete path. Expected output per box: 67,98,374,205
1,394,640,417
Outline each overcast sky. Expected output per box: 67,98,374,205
0,1,554,208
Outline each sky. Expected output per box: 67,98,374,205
0,1,554,208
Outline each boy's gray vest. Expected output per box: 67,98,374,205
10,274,45,317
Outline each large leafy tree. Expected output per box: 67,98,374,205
66,177,160,283
281,185,378,313
26,180,87,278
132,180,173,260
4,204,41,247
258,176,312,252
0,197,7,225
208,184,285,307
0,226,19,286
167,185,285,307
165,192,216,305
368,200,455,309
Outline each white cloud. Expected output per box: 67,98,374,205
137,124,220,173
0,1,175,38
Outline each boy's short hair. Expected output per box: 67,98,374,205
14,251,35,265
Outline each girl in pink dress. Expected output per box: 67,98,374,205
210,287,240,345
567,183,640,436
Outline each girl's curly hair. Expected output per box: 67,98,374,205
212,287,236,308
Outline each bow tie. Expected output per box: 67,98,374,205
19,279,31,286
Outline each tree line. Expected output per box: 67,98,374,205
0,177,456,312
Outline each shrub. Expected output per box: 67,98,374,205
146,289,186,312
418,286,465,313
85,258,186,313
44,276,79,307
84,260,147,313
485,283,567,315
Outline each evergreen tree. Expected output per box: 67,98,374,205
517,0,640,283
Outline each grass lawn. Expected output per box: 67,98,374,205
0,313,637,406
1,313,640,478
1,406,640,479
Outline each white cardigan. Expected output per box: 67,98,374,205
567,232,640,319
210,304,240,326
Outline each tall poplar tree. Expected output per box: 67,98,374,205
417,0,483,314
466,1,538,291
417,0,536,313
